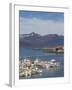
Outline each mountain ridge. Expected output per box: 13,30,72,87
19,32,64,48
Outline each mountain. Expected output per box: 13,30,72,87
19,32,64,48
20,32,40,39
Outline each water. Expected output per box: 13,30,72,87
19,47,64,79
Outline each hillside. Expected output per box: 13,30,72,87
19,32,64,48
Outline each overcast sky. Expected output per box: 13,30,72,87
19,10,64,35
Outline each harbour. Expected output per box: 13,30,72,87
19,48,64,79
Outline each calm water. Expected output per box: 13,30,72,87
19,47,64,78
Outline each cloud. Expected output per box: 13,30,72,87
19,17,64,35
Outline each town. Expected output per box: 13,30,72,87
19,58,60,79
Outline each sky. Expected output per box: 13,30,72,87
19,10,64,35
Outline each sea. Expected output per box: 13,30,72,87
19,47,64,79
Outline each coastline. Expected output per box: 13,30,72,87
32,46,64,54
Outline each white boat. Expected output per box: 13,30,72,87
51,59,56,63
37,69,42,73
